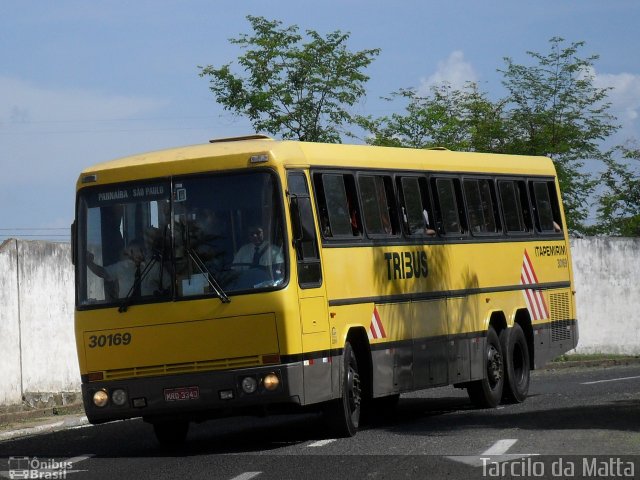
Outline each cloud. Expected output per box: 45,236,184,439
593,70,640,142
0,76,166,126
418,50,479,94
0,75,170,221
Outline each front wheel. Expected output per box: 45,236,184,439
152,419,189,448
501,324,530,403
325,341,361,437
467,327,504,408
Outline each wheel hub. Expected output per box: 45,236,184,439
347,367,361,410
487,345,503,385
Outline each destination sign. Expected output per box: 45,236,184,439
87,182,169,206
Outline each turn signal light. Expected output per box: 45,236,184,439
263,373,280,391
93,389,109,407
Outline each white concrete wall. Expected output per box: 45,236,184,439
571,237,640,355
0,240,23,406
17,241,78,393
0,239,79,408
0,237,639,407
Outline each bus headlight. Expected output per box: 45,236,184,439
241,376,258,394
111,389,128,406
93,389,109,407
263,373,280,391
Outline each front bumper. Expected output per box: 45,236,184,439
82,362,304,424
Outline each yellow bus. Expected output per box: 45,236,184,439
72,135,577,445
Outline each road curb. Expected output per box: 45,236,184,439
0,402,84,425
0,414,89,442
546,357,640,370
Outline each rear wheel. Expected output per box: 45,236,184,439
501,324,530,403
467,327,504,408
325,341,361,437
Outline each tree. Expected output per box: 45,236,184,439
593,145,640,236
357,83,509,152
499,37,618,232
358,38,619,233
199,16,379,143
357,85,470,149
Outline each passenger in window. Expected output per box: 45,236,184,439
320,208,332,237
468,210,483,233
350,209,359,234
553,221,562,233
382,213,393,234
422,209,436,236
233,226,284,273
346,197,360,235
86,240,169,299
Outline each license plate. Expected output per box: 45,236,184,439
164,386,200,402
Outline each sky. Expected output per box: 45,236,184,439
1,1,639,240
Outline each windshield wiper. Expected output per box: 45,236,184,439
118,253,161,313
182,219,230,304
186,246,231,303
118,225,171,313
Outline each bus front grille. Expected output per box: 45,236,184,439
103,355,263,380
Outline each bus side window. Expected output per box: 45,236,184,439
530,180,563,233
288,171,322,288
517,180,534,232
312,174,332,237
381,175,400,235
398,176,436,236
481,179,502,233
463,178,500,234
432,177,466,235
358,174,399,236
314,173,361,238
498,180,532,234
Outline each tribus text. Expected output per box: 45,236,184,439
384,251,428,281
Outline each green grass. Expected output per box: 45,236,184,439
553,353,640,362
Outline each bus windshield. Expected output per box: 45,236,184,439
76,171,286,307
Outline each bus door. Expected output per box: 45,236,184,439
287,170,333,404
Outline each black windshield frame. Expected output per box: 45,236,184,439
75,169,289,310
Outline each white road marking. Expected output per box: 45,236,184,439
581,375,640,385
446,438,538,467
482,438,518,455
308,439,336,447
229,473,262,480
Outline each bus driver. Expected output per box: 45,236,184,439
232,226,283,273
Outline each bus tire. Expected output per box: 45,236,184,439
500,323,530,403
467,327,504,408
325,341,361,437
152,419,189,447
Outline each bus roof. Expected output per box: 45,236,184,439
77,136,557,188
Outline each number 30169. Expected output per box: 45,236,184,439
88,332,132,348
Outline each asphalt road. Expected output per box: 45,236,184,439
1,364,639,480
